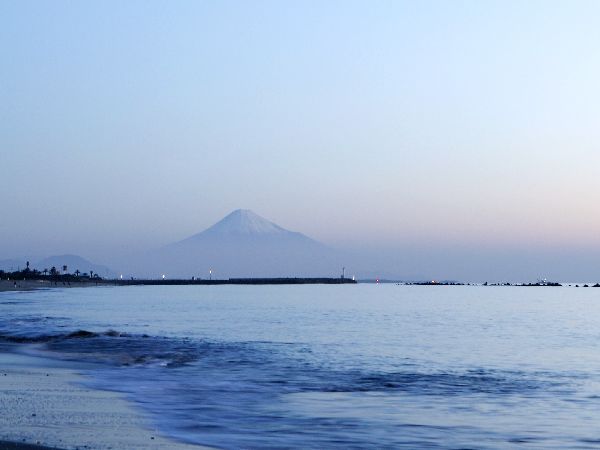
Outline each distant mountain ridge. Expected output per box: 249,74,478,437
0,259,27,271
35,255,115,277
0,255,115,277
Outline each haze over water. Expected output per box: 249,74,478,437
2,285,600,448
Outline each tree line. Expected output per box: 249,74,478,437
0,261,103,281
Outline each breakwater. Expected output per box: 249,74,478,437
109,277,356,286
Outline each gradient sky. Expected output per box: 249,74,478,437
2,1,600,280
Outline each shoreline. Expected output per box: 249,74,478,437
0,351,210,450
0,441,59,450
0,280,105,293
0,277,356,292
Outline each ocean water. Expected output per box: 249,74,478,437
2,284,600,449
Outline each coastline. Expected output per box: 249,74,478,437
0,441,59,450
0,280,104,293
0,278,356,292
0,352,210,450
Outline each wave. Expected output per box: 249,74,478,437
330,369,552,396
0,327,200,367
0,326,555,396
0,320,568,448
0,329,125,343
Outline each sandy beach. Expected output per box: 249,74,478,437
0,352,210,450
0,280,53,292
0,280,106,293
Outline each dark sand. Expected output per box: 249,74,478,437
0,280,103,292
0,441,63,450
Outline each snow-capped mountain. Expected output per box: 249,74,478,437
175,209,317,245
128,210,341,278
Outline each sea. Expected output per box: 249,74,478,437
1,284,600,449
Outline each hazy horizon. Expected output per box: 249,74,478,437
2,1,600,281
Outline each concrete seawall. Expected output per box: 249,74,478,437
110,277,357,286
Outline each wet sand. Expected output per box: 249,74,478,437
0,352,210,450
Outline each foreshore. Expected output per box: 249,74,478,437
0,441,57,450
0,352,210,450
0,280,103,293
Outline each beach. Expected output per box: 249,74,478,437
0,280,107,293
0,280,53,292
0,352,209,450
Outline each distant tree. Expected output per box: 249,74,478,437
50,266,57,276
42,268,48,276
90,270,94,278
62,265,68,273
75,269,80,277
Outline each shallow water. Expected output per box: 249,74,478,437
2,285,600,448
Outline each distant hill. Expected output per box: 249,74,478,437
34,254,115,278
0,259,28,271
127,209,343,278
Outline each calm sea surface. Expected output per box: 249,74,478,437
2,285,600,448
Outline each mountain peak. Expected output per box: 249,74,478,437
203,209,287,235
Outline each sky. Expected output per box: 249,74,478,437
2,1,600,281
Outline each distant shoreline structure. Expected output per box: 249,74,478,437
0,274,357,291
110,277,357,286
0,263,356,286
3,267,600,289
